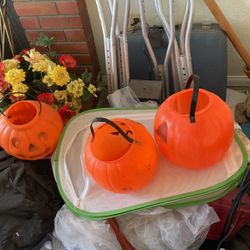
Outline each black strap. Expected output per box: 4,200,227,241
216,168,250,250
90,117,134,143
185,74,200,123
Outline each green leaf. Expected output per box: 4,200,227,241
35,33,55,48
69,72,77,80
47,51,57,61
29,80,51,93
82,90,92,102
81,69,92,84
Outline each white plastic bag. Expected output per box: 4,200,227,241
54,204,219,250
117,205,219,250
53,205,122,250
107,86,158,108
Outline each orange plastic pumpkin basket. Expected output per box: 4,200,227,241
84,117,158,193
154,74,234,169
0,99,63,160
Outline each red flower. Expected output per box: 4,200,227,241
0,62,4,80
59,54,77,69
0,80,9,92
20,48,30,55
36,93,55,105
58,105,76,125
14,48,30,62
37,93,55,105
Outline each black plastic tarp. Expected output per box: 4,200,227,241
0,149,63,250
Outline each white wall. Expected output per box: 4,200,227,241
86,0,250,82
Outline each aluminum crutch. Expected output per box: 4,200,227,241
155,0,182,92
155,0,194,90
139,0,160,81
120,0,130,87
96,0,119,93
184,0,194,78
121,0,164,102
155,0,175,98
109,0,119,92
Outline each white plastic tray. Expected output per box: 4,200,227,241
52,108,248,219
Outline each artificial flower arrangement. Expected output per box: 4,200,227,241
0,39,102,124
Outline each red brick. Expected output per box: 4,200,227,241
20,17,40,29
77,0,92,33
26,30,66,42
73,54,93,65
25,30,40,42
39,16,82,29
56,1,79,15
71,62,100,78
51,43,89,54
70,66,89,77
64,29,86,42
85,63,100,79
14,2,57,16
45,31,66,41
86,37,96,54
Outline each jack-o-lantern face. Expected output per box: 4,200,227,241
84,117,158,193
154,75,234,169
0,100,63,160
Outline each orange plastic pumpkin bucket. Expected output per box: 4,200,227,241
84,117,158,193
0,99,63,160
154,74,234,169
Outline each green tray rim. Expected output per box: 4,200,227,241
53,107,248,219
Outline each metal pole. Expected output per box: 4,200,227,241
122,0,130,86
139,0,159,80
185,0,194,77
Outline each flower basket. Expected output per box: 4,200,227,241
0,48,103,125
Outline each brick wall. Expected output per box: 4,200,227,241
12,0,99,77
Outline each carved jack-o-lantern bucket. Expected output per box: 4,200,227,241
154,75,234,169
0,99,63,160
84,117,158,193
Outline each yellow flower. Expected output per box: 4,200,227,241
43,75,54,86
51,103,59,111
47,60,56,72
49,66,70,86
88,83,97,97
23,49,47,64
32,59,56,73
66,78,84,98
3,59,20,73
5,68,25,85
12,83,28,96
54,90,67,102
66,97,82,113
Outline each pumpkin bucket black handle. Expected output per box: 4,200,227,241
90,117,134,143
0,92,42,117
184,74,200,123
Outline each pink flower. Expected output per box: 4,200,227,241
58,105,76,125
59,54,77,69
37,93,55,105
